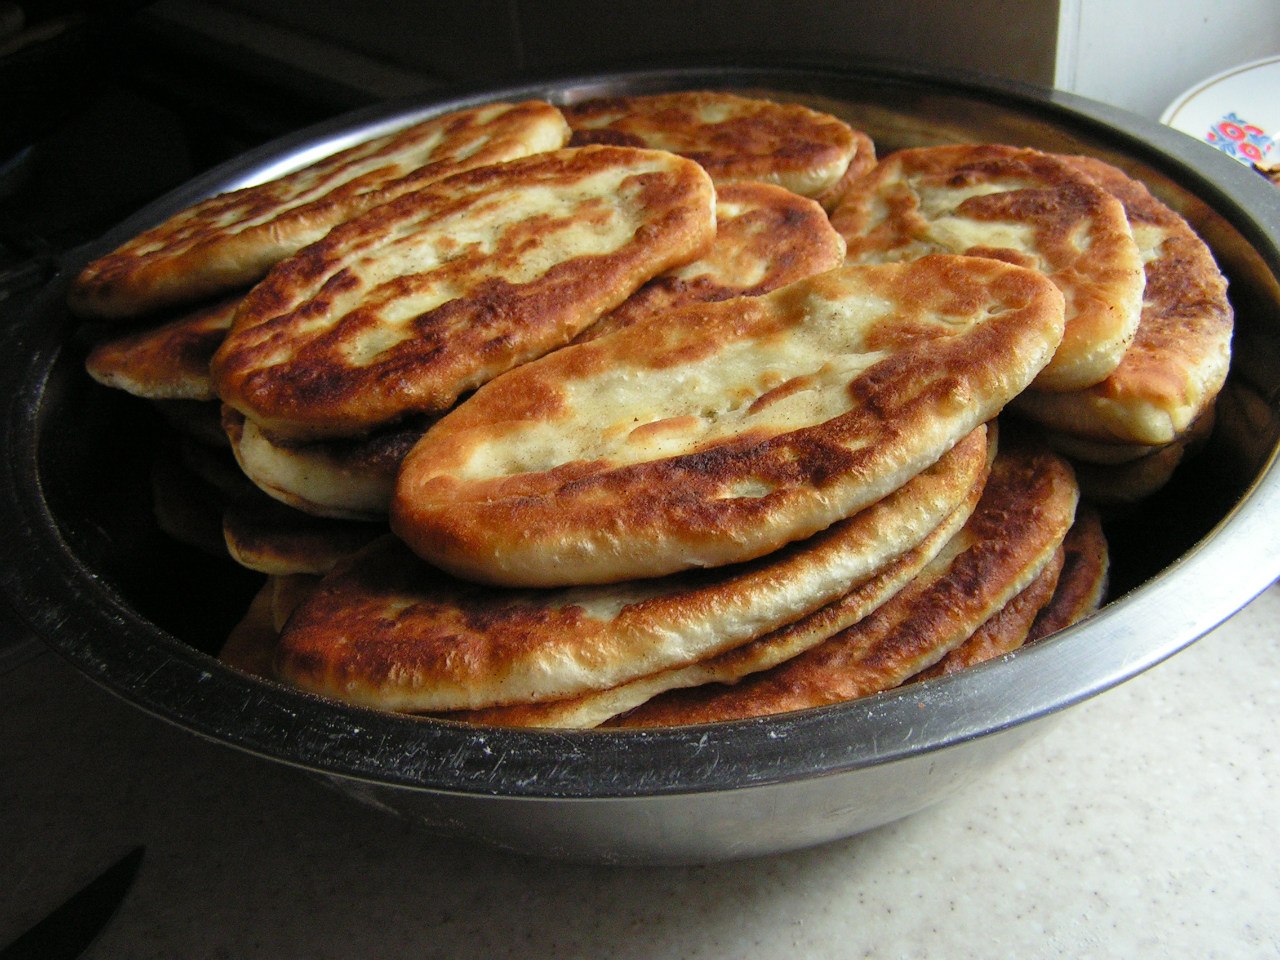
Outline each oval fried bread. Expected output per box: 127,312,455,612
222,498,384,576
612,441,1079,727
563,90,874,200
831,144,1144,392
575,181,846,342
1024,504,1108,643
449,429,990,728
392,255,1065,587
1011,155,1233,446
222,408,422,519
220,409,419,522
275,426,991,712
85,294,241,401
69,101,571,319
211,145,717,441
910,547,1065,681
912,500,1108,679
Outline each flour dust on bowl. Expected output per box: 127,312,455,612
2,64,1279,864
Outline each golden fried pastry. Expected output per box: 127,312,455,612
276,427,991,712
831,144,1144,391
1025,504,1109,643
222,498,384,576
70,101,571,318
613,441,1079,726
563,90,874,200
393,255,1064,587
1012,155,1233,446
452,430,989,728
85,294,241,400
910,546,1065,681
912,500,1107,680
211,145,716,441
575,180,845,342
221,408,422,519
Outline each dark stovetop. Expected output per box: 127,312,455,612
0,2,382,304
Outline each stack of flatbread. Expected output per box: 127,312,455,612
77,89,1234,728
829,144,1232,503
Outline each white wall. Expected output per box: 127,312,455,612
1056,0,1280,118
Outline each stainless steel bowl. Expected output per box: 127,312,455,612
4,63,1279,864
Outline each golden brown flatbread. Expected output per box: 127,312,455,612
448,431,989,728
219,581,280,680
276,427,991,712
69,101,571,318
393,255,1065,587
221,408,422,519
575,180,845,342
211,145,717,441
1012,155,1233,446
914,501,1107,680
222,498,385,576
911,548,1064,681
1025,504,1108,643
85,294,241,400
831,144,1144,392
563,90,874,200
612,441,1079,726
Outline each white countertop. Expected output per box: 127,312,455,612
2,582,1278,959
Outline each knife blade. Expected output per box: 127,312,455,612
1,846,144,960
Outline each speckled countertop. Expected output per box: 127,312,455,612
2,583,1278,959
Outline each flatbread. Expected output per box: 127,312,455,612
392,255,1065,587
1025,504,1108,643
69,100,571,318
85,294,240,400
276,426,991,712
222,408,421,519
912,501,1107,679
1011,155,1233,446
449,429,989,728
831,144,1144,391
211,145,717,441
910,547,1064,681
575,180,845,342
612,441,1079,726
223,499,385,576
563,90,874,200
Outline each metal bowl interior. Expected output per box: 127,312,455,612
3,63,1280,863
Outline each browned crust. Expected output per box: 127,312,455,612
1012,155,1233,445
221,407,421,519
563,91,861,197
813,127,878,211
210,146,717,439
392,255,1064,587
84,294,241,400
276,427,991,712
69,101,571,319
831,143,1143,392
611,442,1079,726
575,181,846,342
1025,504,1109,642
223,498,386,576
445,428,993,727
910,546,1064,680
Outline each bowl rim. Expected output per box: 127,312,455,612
3,60,1280,801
